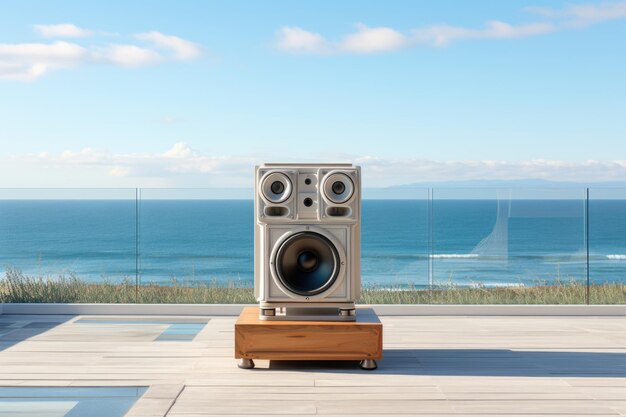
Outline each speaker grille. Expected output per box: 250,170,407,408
274,231,340,296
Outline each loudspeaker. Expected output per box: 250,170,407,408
254,163,361,321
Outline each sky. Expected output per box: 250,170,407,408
1,0,625,188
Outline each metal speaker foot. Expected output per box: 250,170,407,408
359,359,377,370
237,358,255,369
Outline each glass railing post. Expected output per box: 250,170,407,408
135,187,139,304
586,188,590,305
428,188,433,289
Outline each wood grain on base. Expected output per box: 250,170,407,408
235,307,383,360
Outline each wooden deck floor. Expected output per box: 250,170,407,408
0,313,625,416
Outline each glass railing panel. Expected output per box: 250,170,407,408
0,189,137,303
431,188,587,304
359,187,429,304
2,186,610,305
588,188,626,304
137,189,253,303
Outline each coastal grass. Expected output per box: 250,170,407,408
1,269,624,304
0,269,255,304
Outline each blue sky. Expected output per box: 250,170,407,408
1,0,625,187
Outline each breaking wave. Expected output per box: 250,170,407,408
470,282,525,288
606,254,626,260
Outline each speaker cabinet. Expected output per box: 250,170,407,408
254,163,361,321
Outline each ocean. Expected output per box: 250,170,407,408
0,199,624,288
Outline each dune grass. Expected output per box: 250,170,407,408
359,282,625,304
1,269,624,304
0,269,255,304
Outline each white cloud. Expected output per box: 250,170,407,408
276,24,408,55
566,0,626,22
276,0,626,54
59,147,106,164
0,41,88,81
354,157,626,186
277,21,556,54
340,24,408,53
0,62,46,82
5,144,626,188
97,44,162,67
135,31,202,59
33,23,92,38
0,26,203,81
528,0,626,24
0,40,88,60
8,143,258,187
412,21,555,47
164,142,194,158
275,27,329,54
109,166,130,177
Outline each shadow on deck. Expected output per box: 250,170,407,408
268,349,626,377
0,315,76,352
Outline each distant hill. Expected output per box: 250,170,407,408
393,179,626,188
363,179,626,199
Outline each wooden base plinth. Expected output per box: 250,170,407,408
235,307,382,367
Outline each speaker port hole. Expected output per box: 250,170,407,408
326,206,351,217
264,206,289,217
303,197,313,207
304,178,312,185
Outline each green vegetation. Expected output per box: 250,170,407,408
1,269,624,304
0,269,255,304
359,282,625,304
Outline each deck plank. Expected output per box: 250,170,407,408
0,313,625,416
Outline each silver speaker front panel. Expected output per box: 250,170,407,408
254,163,361,319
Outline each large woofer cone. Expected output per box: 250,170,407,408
274,232,340,296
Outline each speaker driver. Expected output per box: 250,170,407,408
261,172,292,203
323,172,354,204
274,232,340,296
